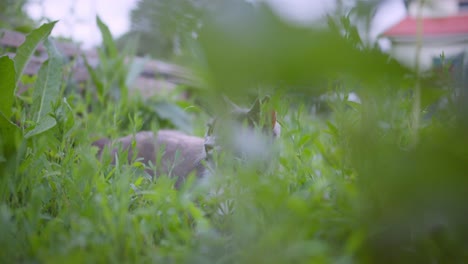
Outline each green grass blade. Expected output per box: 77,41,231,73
13,21,57,89
0,56,20,163
0,56,16,119
125,56,148,87
96,16,118,58
24,38,63,138
82,55,105,100
0,116,19,164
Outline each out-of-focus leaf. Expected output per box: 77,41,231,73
153,101,192,133
198,2,409,97
353,126,468,263
25,39,63,138
421,86,449,110
325,121,338,136
61,97,75,135
126,56,149,87
83,55,104,99
94,16,131,104
13,21,57,88
346,101,361,111
96,16,118,59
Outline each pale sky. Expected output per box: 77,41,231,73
26,0,138,48
25,0,407,49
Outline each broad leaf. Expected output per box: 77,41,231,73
13,21,57,89
25,39,63,138
0,56,16,119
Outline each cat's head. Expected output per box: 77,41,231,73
204,96,281,161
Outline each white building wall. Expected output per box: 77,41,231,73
390,41,468,71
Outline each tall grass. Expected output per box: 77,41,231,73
0,3,467,263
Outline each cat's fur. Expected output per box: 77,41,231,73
93,97,279,186
93,130,207,186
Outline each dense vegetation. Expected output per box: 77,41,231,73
0,0,35,32
123,0,208,59
0,1,467,263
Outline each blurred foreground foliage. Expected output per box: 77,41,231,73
0,0,36,32
0,1,467,263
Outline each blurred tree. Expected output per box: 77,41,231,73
123,0,210,59
0,0,36,32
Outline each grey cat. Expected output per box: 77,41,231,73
92,97,280,186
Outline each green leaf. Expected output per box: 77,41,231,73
96,16,118,58
325,121,338,137
25,38,63,138
0,56,16,119
421,86,448,110
126,56,149,87
83,55,104,99
0,111,19,164
154,101,192,133
298,135,313,147
0,56,20,164
61,97,75,134
346,101,361,112
13,21,57,89
199,3,409,96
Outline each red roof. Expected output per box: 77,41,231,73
383,12,468,37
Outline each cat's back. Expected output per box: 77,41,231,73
153,130,206,166
140,130,207,183
156,130,205,147
95,130,206,182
